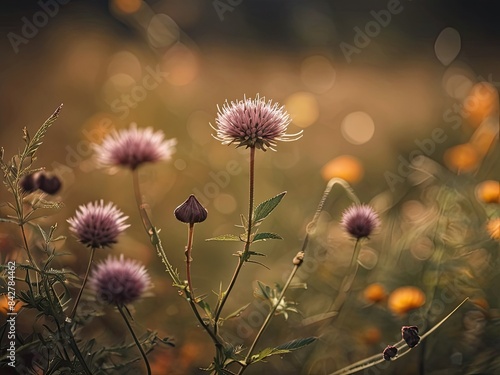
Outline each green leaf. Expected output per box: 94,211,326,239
196,299,212,320
253,232,283,242
224,303,251,320
250,337,317,364
254,280,272,300
22,104,63,162
275,337,317,351
206,234,241,241
253,191,286,223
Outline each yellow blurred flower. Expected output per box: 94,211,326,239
388,286,426,315
486,218,500,240
321,155,364,184
475,180,500,204
363,283,387,303
443,143,479,173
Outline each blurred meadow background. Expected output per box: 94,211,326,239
0,1,499,374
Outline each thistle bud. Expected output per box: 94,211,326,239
401,325,420,348
174,195,208,225
383,345,398,361
20,173,38,193
37,173,62,195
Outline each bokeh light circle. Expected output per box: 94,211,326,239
340,111,375,145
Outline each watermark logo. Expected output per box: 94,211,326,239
7,0,70,54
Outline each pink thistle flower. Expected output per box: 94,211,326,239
94,123,176,170
67,200,129,248
341,204,380,239
89,254,151,306
211,94,302,151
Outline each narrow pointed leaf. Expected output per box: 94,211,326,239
206,234,241,241
253,191,286,222
224,303,251,320
255,280,271,300
253,232,283,242
275,337,317,351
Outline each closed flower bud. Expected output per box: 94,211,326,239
37,173,62,195
174,195,208,224
402,325,420,348
20,173,38,193
383,345,398,361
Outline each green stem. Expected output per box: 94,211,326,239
69,247,96,320
117,304,152,375
239,263,300,374
214,147,256,336
20,224,40,271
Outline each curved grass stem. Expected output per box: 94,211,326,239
69,247,96,320
117,304,151,375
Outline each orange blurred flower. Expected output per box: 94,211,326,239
475,180,500,204
388,286,426,315
443,143,479,173
463,82,499,128
363,283,387,303
0,295,23,316
321,155,364,183
361,326,382,345
486,218,500,240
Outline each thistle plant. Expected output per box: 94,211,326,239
1,99,495,375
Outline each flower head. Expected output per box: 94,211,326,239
383,345,398,361
486,218,500,241
68,200,129,248
94,123,176,170
212,94,302,151
89,254,151,306
341,204,380,239
401,326,420,348
174,195,208,225
388,286,426,315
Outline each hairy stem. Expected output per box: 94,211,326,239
185,223,195,299
117,304,151,375
214,147,256,336
69,247,96,320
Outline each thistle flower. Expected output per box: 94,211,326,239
174,195,208,225
212,94,302,151
67,200,129,248
89,254,151,306
341,204,380,239
37,173,62,195
486,218,500,240
19,173,38,193
94,123,176,170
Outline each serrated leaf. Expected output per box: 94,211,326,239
253,232,283,242
206,234,241,241
253,191,286,222
224,303,251,320
275,337,317,351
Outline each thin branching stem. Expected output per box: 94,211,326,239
117,304,152,375
69,247,96,320
239,263,299,374
214,146,256,336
